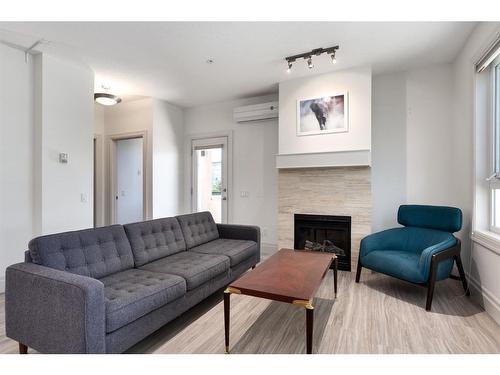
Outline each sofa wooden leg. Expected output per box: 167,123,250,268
455,255,470,296
426,255,438,311
355,257,362,283
19,343,28,354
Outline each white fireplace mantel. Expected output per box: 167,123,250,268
275,149,371,169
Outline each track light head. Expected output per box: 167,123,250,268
307,56,313,69
331,52,337,64
287,60,293,73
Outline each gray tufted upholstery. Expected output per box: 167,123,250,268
28,225,134,279
124,218,186,267
100,269,186,333
189,239,258,267
176,211,220,248
139,251,230,290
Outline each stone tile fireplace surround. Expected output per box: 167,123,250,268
278,166,372,271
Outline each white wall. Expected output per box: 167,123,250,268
453,22,500,324
95,98,185,224
406,65,454,205
152,99,185,218
0,47,95,292
97,98,153,223
184,94,279,245
0,44,35,292
278,66,372,155
371,72,407,231
35,54,95,235
371,64,455,230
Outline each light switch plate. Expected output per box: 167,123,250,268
59,153,68,164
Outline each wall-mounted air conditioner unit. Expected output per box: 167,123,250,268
233,101,279,123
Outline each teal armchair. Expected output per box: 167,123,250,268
356,205,470,310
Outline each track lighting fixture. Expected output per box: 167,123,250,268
285,45,339,73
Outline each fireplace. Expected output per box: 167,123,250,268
294,214,351,271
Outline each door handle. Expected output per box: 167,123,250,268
222,197,227,201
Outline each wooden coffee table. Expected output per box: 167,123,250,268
224,248,338,354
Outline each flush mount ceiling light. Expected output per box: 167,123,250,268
94,93,122,106
285,45,339,73
94,85,121,106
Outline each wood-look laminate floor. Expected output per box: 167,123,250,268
2,265,500,354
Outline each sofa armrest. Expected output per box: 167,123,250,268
5,262,106,353
217,223,260,243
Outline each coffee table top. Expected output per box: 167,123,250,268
229,248,335,304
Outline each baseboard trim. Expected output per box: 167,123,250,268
467,272,500,325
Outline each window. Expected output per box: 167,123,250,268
490,55,500,233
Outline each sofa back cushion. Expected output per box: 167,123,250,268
28,225,134,279
397,205,462,233
124,217,187,267
176,211,219,249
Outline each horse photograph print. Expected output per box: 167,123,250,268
297,93,348,136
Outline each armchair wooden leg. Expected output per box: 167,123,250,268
454,254,470,296
426,255,438,311
19,343,28,354
355,256,362,283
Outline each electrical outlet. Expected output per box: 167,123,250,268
80,193,88,203
240,191,249,198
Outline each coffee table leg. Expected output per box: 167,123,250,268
224,290,230,353
333,257,338,298
306,306,314,354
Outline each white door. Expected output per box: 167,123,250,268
115,137,144,224
192,137,228,223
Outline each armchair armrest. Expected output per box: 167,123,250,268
418,237,458,278
5,262,106,353
217,223,260,244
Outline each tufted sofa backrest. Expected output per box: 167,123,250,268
124,217,187,267
28,225,134,279
176,211,219,249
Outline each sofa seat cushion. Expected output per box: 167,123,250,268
139,251,230,291
189,239,258,267
361,250,453,284
100,269,186,333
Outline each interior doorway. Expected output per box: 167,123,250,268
191,136,229,223
111,136,145,224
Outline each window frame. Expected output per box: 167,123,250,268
490,54,500,234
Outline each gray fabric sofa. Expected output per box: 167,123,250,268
5,211,260,353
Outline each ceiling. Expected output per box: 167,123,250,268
0,22,476,108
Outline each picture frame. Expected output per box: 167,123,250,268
296,92,349,136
